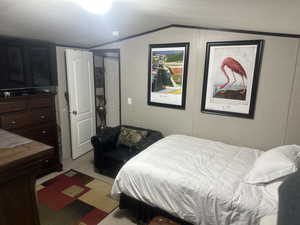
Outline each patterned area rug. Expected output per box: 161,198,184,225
37,170,118,225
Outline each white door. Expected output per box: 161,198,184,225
104,57,120,127
65,49,96,159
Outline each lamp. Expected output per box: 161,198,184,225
74,0,112,14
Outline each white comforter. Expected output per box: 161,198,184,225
111,135,278,225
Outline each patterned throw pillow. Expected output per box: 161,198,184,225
117,127,148,148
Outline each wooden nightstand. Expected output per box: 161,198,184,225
0,130,53,225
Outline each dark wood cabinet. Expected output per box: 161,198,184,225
7,45,26,85
0,37,57,89
29,46,52,86
0,94,62,175
0,36,59,177
0,44,27,89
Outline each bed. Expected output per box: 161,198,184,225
111,135,300,225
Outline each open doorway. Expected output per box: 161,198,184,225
93,49,121,130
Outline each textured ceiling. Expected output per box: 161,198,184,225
0,0,298,48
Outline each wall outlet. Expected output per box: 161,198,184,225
128,98,132,105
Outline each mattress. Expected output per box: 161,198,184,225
111,135,279,225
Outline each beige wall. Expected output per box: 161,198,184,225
285,46,300,145
94,27,300,150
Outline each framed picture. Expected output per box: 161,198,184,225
201,40,264,118
148,43,189,109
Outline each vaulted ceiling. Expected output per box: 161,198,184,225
0,0,298,48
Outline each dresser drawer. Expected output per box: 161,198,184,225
0,101,26,113
0,93,60,178
31,125,56,143
40,156,55,170
30,108,52,125
16,124,57,146
0,112,31,130
29,96,51,109
39,136,57,147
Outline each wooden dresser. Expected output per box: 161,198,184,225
0,130,54,225
0,93,62,175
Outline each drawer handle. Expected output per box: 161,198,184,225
10,121,16,125
42,130,47,134
44,160,49,163
0,102,17,105
40,115,46,119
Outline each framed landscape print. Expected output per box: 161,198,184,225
148,42,189,109
201,40,264,118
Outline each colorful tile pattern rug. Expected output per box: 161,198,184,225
37,170,118,225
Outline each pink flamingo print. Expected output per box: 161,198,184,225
219,57,247,93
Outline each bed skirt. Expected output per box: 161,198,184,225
119,193,193,225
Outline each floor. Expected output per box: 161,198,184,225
37,151,136,225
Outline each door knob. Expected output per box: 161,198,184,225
72,110,77,115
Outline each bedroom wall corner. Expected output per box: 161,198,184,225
92,27,300,151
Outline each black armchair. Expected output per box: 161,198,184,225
91,125,163,177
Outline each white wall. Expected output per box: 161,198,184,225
94,27,300,150
285,46,300,145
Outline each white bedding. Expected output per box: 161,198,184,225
260,215,277,225
111,135,279,225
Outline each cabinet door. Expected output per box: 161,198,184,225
0,46,8,89
29,46,51,86
7,45,26,87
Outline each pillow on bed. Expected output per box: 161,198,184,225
262,177,285,202
244,145,300,184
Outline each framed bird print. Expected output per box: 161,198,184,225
201,40,264,118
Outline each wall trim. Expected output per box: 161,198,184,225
55,44,88,49
0,34,88,49
90,24,300,49
172,24,300,38
89,25,173,48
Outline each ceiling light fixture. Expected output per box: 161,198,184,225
74,0,112,14
112,31,119,36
